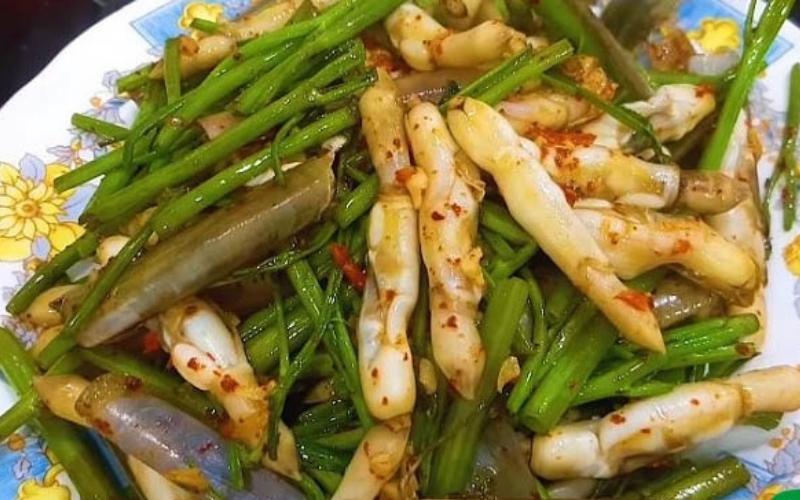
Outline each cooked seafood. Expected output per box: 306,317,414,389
447,97,664,351
78,156,334,347
357,70,419,419
385,3,526,71
531,366,800,479
406,102,486,399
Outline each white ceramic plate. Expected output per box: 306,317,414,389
1,0,799,497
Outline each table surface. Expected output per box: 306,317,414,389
1,0,800,104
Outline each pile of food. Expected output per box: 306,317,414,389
3,0,799,498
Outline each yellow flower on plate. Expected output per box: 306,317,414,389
757,484,786,500
688,18,742,54
179,2,225,31
16,464,71,500
0,162,83,262
785,234,800,276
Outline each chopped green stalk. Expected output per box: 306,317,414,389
699,0,795,171
232,222,338,283
240,297,303,341
544,273,581,327
534,0,654,99
743,0,758,51
297,473,327,500
56,80,166,193
271,113,305,185
623,461,699,499
514,271,664,418
312,427,366,450
409,276,449,492
6,232,98,314
621,380,675,399
245,306,314,373
662,343,755,370
236,0,402,114
190,18,219,33
542,73,670,163
475,40,574,106
297,398,352,424
576,316,758,404
508,269,551,406
287,261,372,427
288,260,326,323
334,174,379,228
163,38,182,104
782,64,800,230
573,354,667,405
53,144,155,193
307,469,342,494
226,442,246,490
0,328,118,497
149,106,360,237
444,48,532,107
155,41,298,150
0,328,38,392
297,441,352,473
274,294,291,380
512,301,536,356
116,64,154,93
648,457,750,500
519,316,617,432
0,392,40,442
479,201,532,245
80,347,219,422
267,271,341,458
488,242,539,280
37,228,152,367
87,44,366,224
648,69,734,88
71,113,130,142
293,406,356,438
428,278,528,496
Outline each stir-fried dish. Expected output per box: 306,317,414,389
4,0,800,498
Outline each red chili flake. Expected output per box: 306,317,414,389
562,186,579,207
395,167,415,185
384,289,397,301
382,397,389,405
449,203,463,216
641,428,652,434
371,368,379,379
123,376,143,392
329,243,367,291
187,358,202,371
671,239,692,255
220,374,240,393
141,330,162,355
93,418,113,436
610,413,626,425
695,85,715,98
690,398,700,406
529,125,596,148
615,291,653,312
431,211,446,221
197,441,215,454
446,315,458,328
